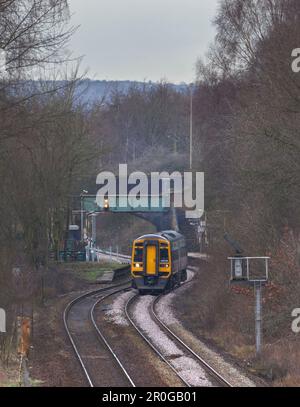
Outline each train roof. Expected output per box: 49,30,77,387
135,230,185,242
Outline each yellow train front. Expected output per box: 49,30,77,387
131,230,188,294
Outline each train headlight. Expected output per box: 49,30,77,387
135,263,140,268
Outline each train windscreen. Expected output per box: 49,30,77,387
134,246,143,262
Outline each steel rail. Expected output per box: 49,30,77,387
125,272,233,387
125,293,191,387
151,289,233,387
63,280,131,387
90,288,136,387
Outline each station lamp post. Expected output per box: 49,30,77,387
189,84,194,171
80,190,88,240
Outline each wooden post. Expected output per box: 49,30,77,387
17,317,31,358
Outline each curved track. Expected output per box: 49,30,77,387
152,293,233,387
64,256,233,387
125,293,190,387
90,289,135,386
63,280,135,387
125,278,233,387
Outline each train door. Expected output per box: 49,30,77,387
146,245,157,275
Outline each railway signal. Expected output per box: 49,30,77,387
225,233,270,356
104,198,110,211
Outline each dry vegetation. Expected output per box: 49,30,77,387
178,258,300,386
0,0,96,366
95,213,156,255
0,0,299,387
184,0,300,386
0,0,191,374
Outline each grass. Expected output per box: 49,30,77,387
232,344,256,360
0,361,45,387
0,361,20,387
28,378,44,387
56,260,122,282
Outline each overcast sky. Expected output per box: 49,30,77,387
68,0,219,84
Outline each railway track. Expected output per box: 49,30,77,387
64,254,233,387
151,294,232,387
63,278,135,387
90,288,135,386
125,278,233,388
125,293,191,387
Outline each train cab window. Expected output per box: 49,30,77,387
160,248,169,263
134,247,143,262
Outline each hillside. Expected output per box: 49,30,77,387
74,79,189,105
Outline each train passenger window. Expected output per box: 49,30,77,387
172,250,179,261
180,248,186,257
160,248,169,262
134,247,143,262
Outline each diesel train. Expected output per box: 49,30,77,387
131,230,188,294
